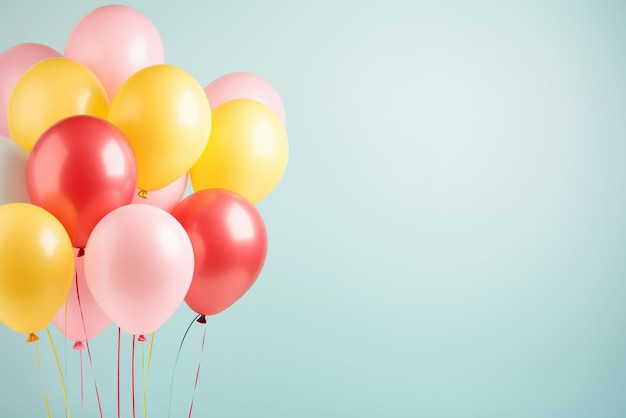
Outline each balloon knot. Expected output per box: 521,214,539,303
138,190,149,199
72,341,85,350
137,335,147,342
77,247,85,257
26,333,39,343
197,315,207,324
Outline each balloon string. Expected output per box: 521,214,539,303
86,341,104,418
142,344,146,418
132,335,137,418
188,325,207,418
75,271,104,418
35,344,52,418
64,296,68,399
148,333,155,371
46,327,71,418
118,328,121,418
167,314,201,418
143,333,156,418
80,348,84,410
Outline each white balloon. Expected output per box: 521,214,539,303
0,136,29,204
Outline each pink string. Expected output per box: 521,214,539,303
72,341,85,410
80,348,84,409
132,335,136,418
87,341,104,418
75,271,103,418
117,328,121,418
188,325,207,418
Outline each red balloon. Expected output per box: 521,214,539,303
172,189,267,316
26,115,137,248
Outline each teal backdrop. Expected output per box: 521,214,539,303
1,1,626,416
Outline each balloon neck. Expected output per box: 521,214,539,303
72,341,85,350
26,333,39,343
137,335,147,342
77,247,85,257
138,190,149,199
197,315,207,324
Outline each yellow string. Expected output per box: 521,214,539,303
35,344,51,418
46,327,71,418
148,333,155,374
143,333,156,418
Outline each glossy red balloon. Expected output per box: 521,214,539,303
26,115,137,248
172,189,267,316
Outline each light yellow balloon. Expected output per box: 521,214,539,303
190,99,288,204
0,203,75,335
7,57,109,152
108,64,212,191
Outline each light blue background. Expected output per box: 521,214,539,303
1,1,626,416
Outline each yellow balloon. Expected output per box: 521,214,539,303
0,203,74,335
108,64,211,191
8,57,109,152
190,99,289,204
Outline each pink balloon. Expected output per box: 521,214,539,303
0,135,29,204
205,72,286,126
0,43,61,136
131,172,188,212
84,205,194,336
65,5,164,100
52,249,110,345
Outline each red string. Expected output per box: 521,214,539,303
188,326,207,418
132,335,136,418
85,340,104,418
75,271,104,418
118,328,121,418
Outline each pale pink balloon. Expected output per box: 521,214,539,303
0,43,61,136
205,72,286,126
0,135,29,204
131,172,189,212
84,205,194,336
65,5,164,100
52,249,110,344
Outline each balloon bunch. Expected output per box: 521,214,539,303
0,5,288,344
